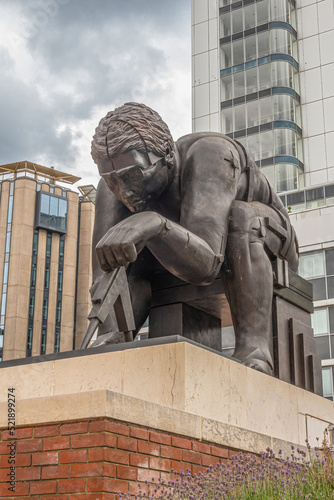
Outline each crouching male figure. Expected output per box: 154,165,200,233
90,102,299,375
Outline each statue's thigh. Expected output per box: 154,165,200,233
228,201,285,258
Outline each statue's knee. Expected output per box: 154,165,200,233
229,201,258,233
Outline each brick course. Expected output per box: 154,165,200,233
0,418,235,498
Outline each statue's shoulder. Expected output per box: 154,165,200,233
176,131,229,148
175,132,236,161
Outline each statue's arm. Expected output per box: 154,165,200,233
145,137,240,284
96,137,241,285
92,178,131,289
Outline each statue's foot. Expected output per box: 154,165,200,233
233,347,273,376
90,331,126,347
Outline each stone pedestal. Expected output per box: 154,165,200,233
0,339,333,498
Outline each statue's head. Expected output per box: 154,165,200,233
91,102,175,213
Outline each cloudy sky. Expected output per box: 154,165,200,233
0,0,191,188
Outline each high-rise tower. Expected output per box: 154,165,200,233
192,0,334,400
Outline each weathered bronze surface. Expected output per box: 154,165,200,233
85,102,303,377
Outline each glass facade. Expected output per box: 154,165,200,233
219,0,303,192
55,235,65,353
27,194,66,357
322,366,334,401
41,234,52,355
299,249,334,401
0,182,14,361
35,191,68,234
299,250,334,302
279,184,334,213
26,230,39,357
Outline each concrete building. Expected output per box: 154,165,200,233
0,161,95,361
191,0,334,400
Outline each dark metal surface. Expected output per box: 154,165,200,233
87,103,318,381
81,267,135,348
150,303,222,351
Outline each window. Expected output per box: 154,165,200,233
310,306,334,360
244,3,256,30
221,74,233,100
221,44,232,70
233,71,245,98
35,192,68,234
312,309,328,336
232,39,244,66
258,63,271,91
245,34,258,62
246,67,258,94
299,250,334,301
1,295,7,316
41,329,47,355
247,100,260,128
247,134,261,161
220,13,231,37
260,96,272,125
261,130,274,159
322,367,334,399
306,187,325,210
273,94,299,125
221,108,233,134
234,104,246,131
7,196,13,224
232,9,243,34
275,164,302,192
257,0,269,25
274,128,297,157
299,252,324,280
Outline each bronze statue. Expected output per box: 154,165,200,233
88,102,299,375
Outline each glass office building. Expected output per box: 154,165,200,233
192,0,334,399
219,0,303,193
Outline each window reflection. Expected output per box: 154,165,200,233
322,368,333,397
232,9,243,34
36,192,68,234
233,72,245,98
257,0,269,25
220,13,231,37
221,74,232,99
233,39,244,66
247,100,260,128
221,45,232,69
275,164,301,192
312,309,328,336
244,4,256,30
261,130,274,158
234,105,246,131
221,108,233,134
299,252,325,280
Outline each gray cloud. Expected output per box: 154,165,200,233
0,0,191,184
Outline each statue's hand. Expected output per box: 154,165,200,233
96,211,164,271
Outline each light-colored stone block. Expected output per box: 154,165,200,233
123,343,186,410
0,341,333,455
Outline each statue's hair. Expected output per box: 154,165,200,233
91,102,175,168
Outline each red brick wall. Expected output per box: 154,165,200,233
0,419,236,499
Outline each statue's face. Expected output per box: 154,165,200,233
98,150,171,213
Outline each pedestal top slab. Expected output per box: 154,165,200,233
1,337,333,452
